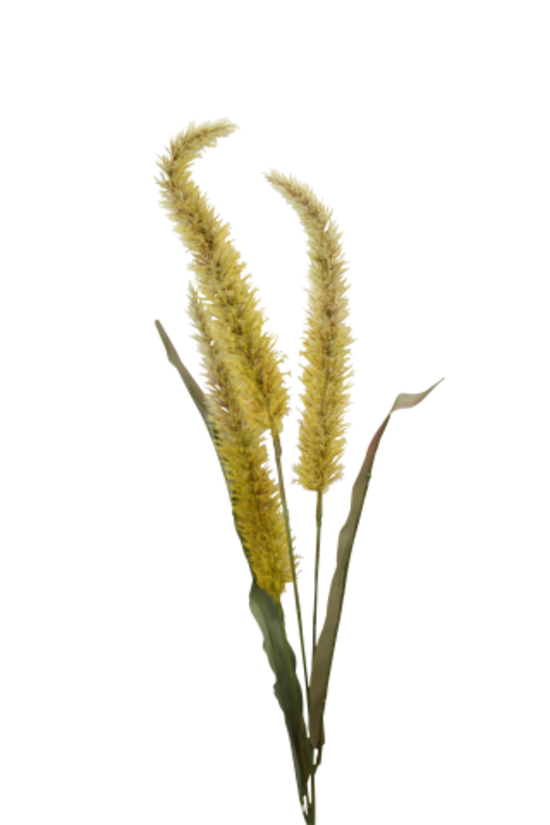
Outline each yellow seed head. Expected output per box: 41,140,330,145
153,116,293,435
187,283,299,602
153,117,300,599
262,166,359,496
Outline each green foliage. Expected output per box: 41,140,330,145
250,582,313,804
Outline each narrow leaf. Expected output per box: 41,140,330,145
307,412,391,751
307,375,446,752
249,582,313,804
155,320,214,438
155,315,236,508
390,375,447,413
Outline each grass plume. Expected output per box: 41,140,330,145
156,120,310,705
187,282,298,602
154,116,293,435
265,171,354,494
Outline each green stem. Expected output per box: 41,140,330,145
312,491,323,664
303,748,318,825
309,776,317,825
307,492,323,825
272,432,310,716
310,764,316,824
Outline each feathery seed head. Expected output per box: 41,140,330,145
154,116,293,435
265,170,354,494
186,278,292,599
154,117,300,598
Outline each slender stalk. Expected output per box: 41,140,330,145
310,766,316,824
303,749,318,825
272,432,310,712
312,491,323,663
310,491,323,825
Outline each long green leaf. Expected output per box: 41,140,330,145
249,582,313,804
307,413,391,752
154,320,214,438
307,375,446,759
155,315,246,561
155,316,311,801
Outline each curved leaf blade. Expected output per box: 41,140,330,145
307,411,392,752
307,375,447,754
155,320,214,438
249,582,313,804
